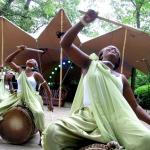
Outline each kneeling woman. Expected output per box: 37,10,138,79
0,45,53,144
42,10,150,150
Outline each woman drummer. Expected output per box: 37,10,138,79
1,45,53,144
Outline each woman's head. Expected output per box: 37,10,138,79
98,45,121,70
26,59,38,71
5,71,14,80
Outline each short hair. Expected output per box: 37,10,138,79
32,59,39,72
26,59,39,72
31,59,38,68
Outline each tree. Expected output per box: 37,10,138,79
111,0,150,32
0,0,80,33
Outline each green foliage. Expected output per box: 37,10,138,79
0,0,80,33
135,70,150,88
135,84,150,109
135,84,150,95
58,0,80,23
134,70,150,109
111,0,150,32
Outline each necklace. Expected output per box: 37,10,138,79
102,60,115,69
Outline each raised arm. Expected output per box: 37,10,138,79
60,9,98,69
5,45,26,72
122,75,150,125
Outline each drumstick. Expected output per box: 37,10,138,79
25,48,44,53
79,10,138,31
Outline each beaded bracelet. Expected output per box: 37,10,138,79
40,80,46,85
80,18,89,26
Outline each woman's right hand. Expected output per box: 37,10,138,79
81,9,98,24
16,45,27,51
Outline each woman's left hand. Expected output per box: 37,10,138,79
48,100,54,112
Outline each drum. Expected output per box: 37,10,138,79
0,106,36,144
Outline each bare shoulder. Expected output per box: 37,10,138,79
111,71,129,86
111,70,122,77
33,72,43,79
120,73,130,88
33,72,46,84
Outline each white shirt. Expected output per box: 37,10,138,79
17,73,37,92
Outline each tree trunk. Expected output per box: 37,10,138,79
24,0,32,10
131,68,136,91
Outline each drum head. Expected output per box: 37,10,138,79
0,106,34,144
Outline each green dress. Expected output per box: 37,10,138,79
0,71,45,131
42,53,150,150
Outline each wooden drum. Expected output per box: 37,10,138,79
0,106,36,144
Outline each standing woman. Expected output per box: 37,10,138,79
1,45,53,143
0,65,10,102
42,10,150,150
